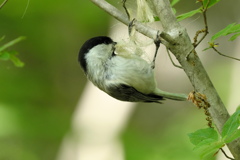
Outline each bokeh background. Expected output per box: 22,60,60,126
0,0,239,160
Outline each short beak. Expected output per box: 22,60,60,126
112,42,117,51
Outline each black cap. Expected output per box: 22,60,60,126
78,36,114,72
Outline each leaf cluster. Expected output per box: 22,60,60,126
211,23,240,42
188,109,240,159
176,0,220,21
175,0,240,46
203,23,240,51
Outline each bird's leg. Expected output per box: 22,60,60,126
128,18,136,37
151,31,161,69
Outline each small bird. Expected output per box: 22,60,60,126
78,36,187,103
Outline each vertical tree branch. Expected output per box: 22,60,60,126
151,0,180,32
152,0,240,159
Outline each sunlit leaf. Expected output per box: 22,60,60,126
203,0,221,8
188,128,224,159
177,8,201,21
0,36,25,67
203,46,212,51
171,0,180,6
188,128,218,145
0,52,10,60
229,33,240,41
222,110,240,143
211,23,240,41
195,140,223,159
9,53,24,67
177,0,221,21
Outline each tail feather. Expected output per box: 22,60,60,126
154,88,188,101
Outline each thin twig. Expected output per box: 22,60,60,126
212,46,240,61
193,0,210,48
0,0,8,9
166,47,183,69
122,0,130,20
21,0,30,19
220,148,235,160
90,0,166,45
186,0,210,60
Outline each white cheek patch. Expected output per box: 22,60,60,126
87,44,112,59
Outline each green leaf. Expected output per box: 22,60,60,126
211,23,235,41
203,46,212,51
203,0,221,9
172,8,177,15
222,110,240,143
177,8,201,21
171,0,180,6
188,128,224,159
0,36,25,67
9,53,24,67
195,140,224,159
177,0,221,22
211,23,240,41
229,33,240,41
154,16,160,22
236,105,240,112
188,128,219,145
0,51,24,67
224,130,240,144
0,52,10,60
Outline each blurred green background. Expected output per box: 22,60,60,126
0,0,111,159
0,0,238,159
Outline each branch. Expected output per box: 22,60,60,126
151,0,240,159
90,0,168,45
212,46,240,61
193,0,209,48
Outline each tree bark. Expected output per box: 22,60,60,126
151,0,240,159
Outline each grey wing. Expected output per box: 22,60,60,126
106,84,164,103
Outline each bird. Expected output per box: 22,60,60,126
78,36,187,103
